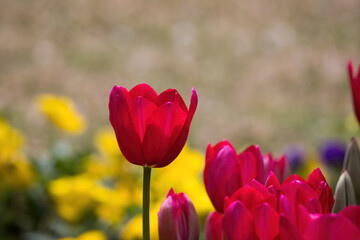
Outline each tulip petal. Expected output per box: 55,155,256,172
265,171,281,189
128,83,158,101
276,215,304,240
130,96,157,141
155,89,188,113
205,211,223,240
304,214,360,240
348,60,360,124
158,87,198,168
339,205,360,231
223,201,257,240
244,145,265,184
142,102,186,167
226,185,265,211
307,168,327,190
204,143,241,213
109,85,143,165
252,203,279,240
238,151,258,186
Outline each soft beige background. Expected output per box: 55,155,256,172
1,0,360,155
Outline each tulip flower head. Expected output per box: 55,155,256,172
158,188,200,240
109,83,198,168
348,60,360,125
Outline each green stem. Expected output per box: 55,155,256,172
143,167,151,240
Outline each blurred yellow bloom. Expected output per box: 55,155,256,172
122,203,161,240
94,127,122,159
92,185,131,224
59,230,106,240
36,94,86,134
152,145,213,216
0,119,34,189
49,175,97,222
0,152,34,189
0,119,25,160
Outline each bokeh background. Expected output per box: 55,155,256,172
1,0,360,239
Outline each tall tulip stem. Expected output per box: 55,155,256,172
143,166,151,240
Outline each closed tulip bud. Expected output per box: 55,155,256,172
343,137,360,201
158,189,199,240
109,83,197,168
332,170,357,213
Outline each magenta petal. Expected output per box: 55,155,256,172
142,102,186,167
245,145,265,184
204,143,241,213
128,83,158,101
252,203,279,240
130,96,157,141
227,185,265,211
265,171,281,189
348,60,360,124
158,189,199,240
238,151,258,185
109,85,143,165
276,215,304,240
304,214,360,240
155,89,188,113
223,201,257,240
158,87,198,168
205,212,223,240
339,205,360,231
158,194,180,240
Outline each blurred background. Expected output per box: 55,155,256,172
1,0,360,239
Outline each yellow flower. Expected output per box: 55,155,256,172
0,152,34,189
0,119,34,189
49,175,96,222
92,185,131,224
59,230,106,240
94,127,122,159
122,203,161,240
36,94,86,134
0,119,25,160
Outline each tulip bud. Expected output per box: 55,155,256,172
343,137,360,201
158,189,199,240
332,170,357,213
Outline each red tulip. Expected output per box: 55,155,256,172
204,140,262,213
205,211,223,240
109,83,197,167
158,188,199,240
348,60,360,124
263,153,290,183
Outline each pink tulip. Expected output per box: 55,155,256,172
348,60,360,124
205,211,223,240
204,140,263,213
158,189,199,240
109,83,197,167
